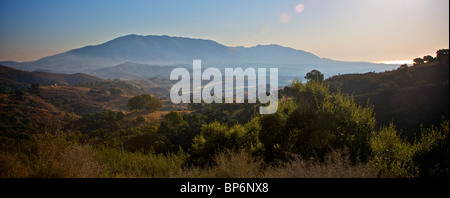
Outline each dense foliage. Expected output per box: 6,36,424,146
1,50,449,178
369,120,449,177
260,80,375,162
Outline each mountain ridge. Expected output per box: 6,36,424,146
0,34,396,78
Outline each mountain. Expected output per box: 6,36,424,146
0,34,397,80
0,65,103,86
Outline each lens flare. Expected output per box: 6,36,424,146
295,4,305,13
279,12,291,23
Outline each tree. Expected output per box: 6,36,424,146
423,55,434,63
398,64,408,70
259,80,376,162
413,57,424,65
436,49,449,61
126,94,162,112
304,69,324,83
156,111,189,152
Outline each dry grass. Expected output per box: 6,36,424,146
0,152,29,178
179,149,265,178
93,147,186,178
29,133,102,178
0,133,101,178
1,134,379,178
264,149,379,178
179,149,379,178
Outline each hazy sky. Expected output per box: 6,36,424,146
0,0,448,63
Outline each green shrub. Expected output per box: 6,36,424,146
191,118,262,165
412,120,449,177
370,120,449,178
369,124,415,177
260,80,376,162
127,94,162,112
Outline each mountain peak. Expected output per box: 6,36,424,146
0,34,395,75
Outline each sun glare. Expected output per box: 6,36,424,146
376,60,415,65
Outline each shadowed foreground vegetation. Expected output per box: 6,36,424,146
0,132,379,178
1,51,448,178
1,80,448,178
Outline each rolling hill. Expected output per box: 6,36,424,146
326,55,449,139
0,65,103,86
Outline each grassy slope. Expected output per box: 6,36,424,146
0,91,75,136
38,85,131,115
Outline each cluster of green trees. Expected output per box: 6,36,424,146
126,94,162,112
74,75,447,177
167,79,448,177
74,110,124,138
188,101,260,125
260,80,376,162
49,69,445,177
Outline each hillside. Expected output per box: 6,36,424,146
326,53,449,139
0,91,76,136
0,65,103,92
36,85,132,115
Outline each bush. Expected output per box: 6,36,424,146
191,118,262,165
413,120,449,177
127,94,162,112
76,110,124,136
259,80,376,162
157,112,191,152
369,124,415,177
369,120,449,178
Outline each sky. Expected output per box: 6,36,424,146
0,0,448,64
